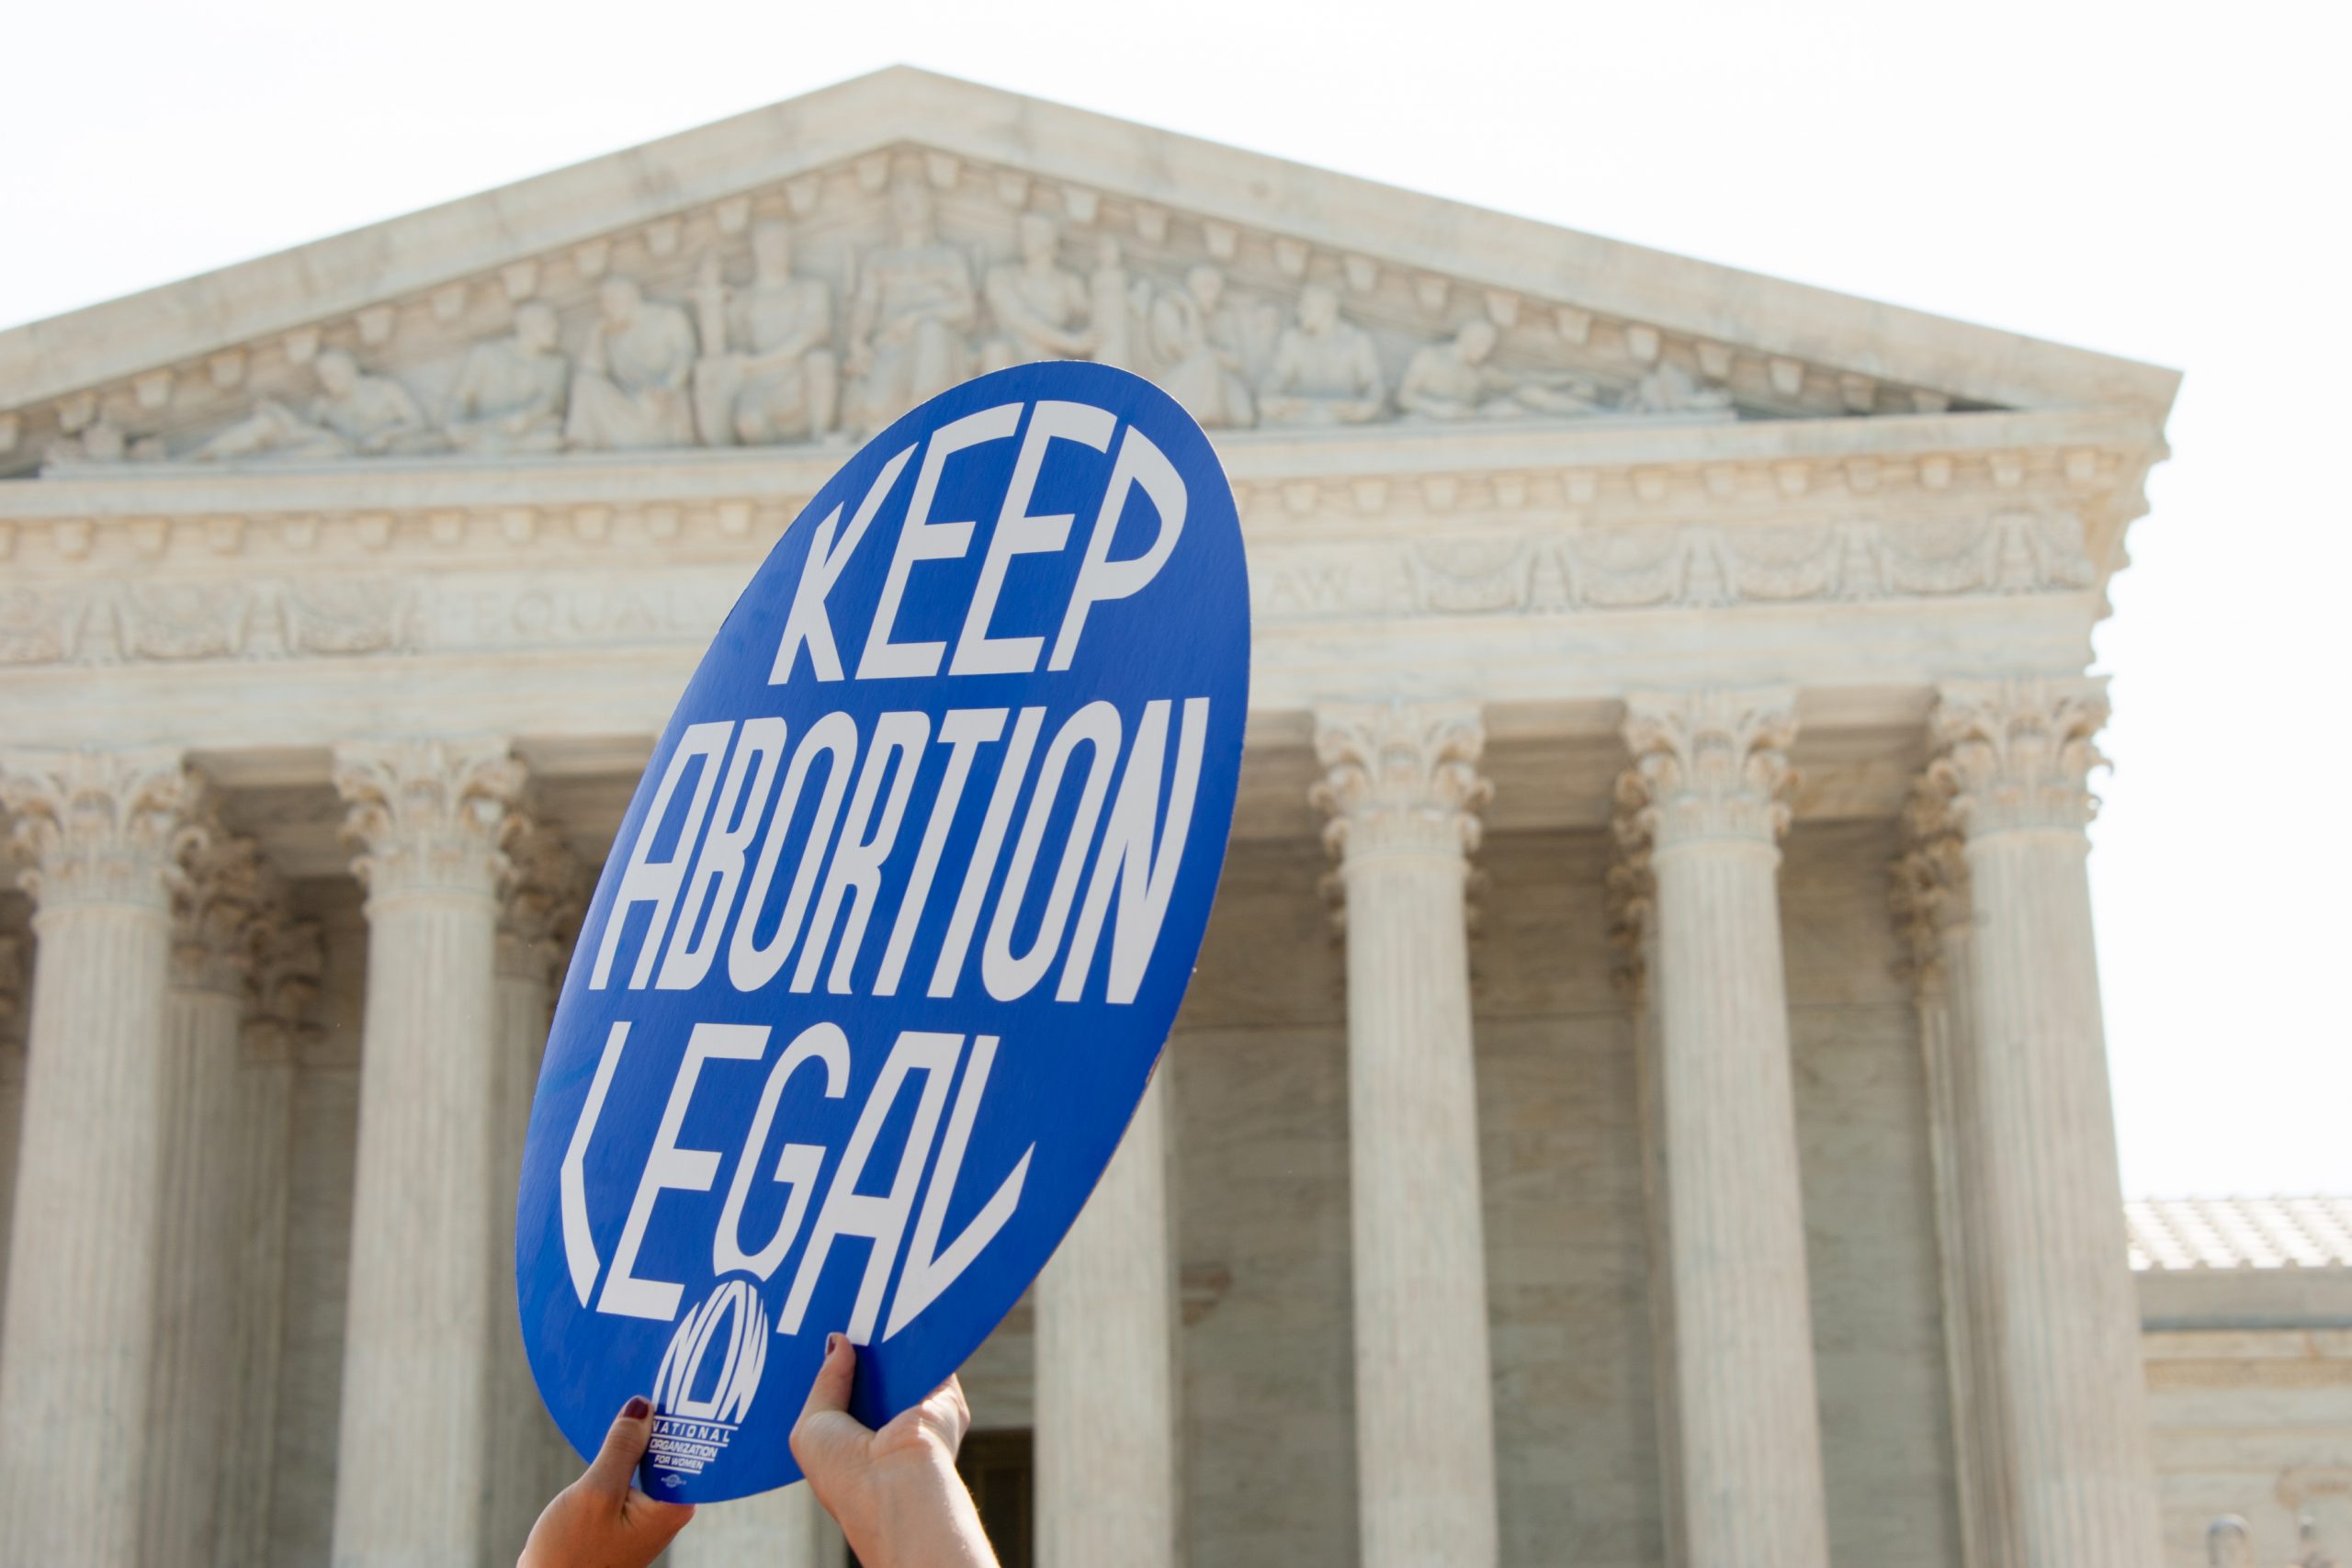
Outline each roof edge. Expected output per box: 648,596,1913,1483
0,64,2180,421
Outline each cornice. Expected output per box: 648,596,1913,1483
0,67,2177,434
0,407,2160,559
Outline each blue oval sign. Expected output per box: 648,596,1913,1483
515,362,1247,1502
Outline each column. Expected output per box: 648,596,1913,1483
1035,1073,1177,1568
329,738,522,1567
1607,807,1688,1568
0,922,28,1336
0,747,198,1565
146,823,270,1568
1617,689,1829,1568
1311,700,1498,1568
215,913,322,1568
670,1489,839,1568
1930,678,2159,1567
1893,780,2016,1568
484,817,586,1562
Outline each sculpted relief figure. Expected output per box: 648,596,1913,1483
443,301,569,454
2297,1511,2343,1568
690,222,839,446
980,212,1093,371
2206,1517,2255,1568
196,349,440,461
1257,283,1385,425
843,176,977,436
1620,359,1735,415
564,277,699,450
1397,319,1604,421
1148,265,1255,428
43,417,131,468
1088,237,1145,371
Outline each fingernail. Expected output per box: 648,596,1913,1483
623,1395,650,1420
826,1333,843,1356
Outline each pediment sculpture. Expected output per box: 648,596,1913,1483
24,154,1832,476
693,221,839,446
192,350,442,462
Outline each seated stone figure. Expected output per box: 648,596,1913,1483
564,277,698,450
1257,284,1385,426
443,302,569,454
980,212,1093,371
843,176,978,436
1620,359,1736,415
691,221,839,446
1148,265,1255,429
1396,319,1603,421
196,350,439,461
42,418,130,468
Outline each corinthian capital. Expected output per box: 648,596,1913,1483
1617,687,1798,850
172,817,271,996
1889,773,1970,998
334,738,524,902
0,747,199,912
243,913,324,1067
498,811,586,985
1310,700,1490,864
1930,677,2109,837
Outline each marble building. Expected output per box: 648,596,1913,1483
0,64,2333,1568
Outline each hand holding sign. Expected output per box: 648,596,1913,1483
792,1336,995,1568
516,362,1248,1502
517,1395,696,1568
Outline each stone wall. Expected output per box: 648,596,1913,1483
2140,1270,2352,1566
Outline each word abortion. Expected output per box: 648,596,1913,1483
593,698,1210,1008
591,398,1216,1009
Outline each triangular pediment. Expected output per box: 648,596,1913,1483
0,67,2176,479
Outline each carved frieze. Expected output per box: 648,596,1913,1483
119,581,254,661
6,146,1985,479
0,497,2109,672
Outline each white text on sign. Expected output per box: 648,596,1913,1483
566,1019,1033,1345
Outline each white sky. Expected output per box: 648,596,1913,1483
4,0,2345,1198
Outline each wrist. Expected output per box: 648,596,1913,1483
840,1447,989,1568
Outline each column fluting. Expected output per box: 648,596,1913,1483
484,816,586,1562
214,914,321,1568
0,747,198,1567
1312,700,1498,1568
328,738,522,1567
1931,678,2159,1567
145,824,271,1568
670,1486,838,1568
1035,1073,1178,1568
0,925,28,1337
1618,689,1829,1568
1893,778,2016,1568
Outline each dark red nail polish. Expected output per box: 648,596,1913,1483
623,1395,650,1420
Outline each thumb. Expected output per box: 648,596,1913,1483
798,1334,855,1422
791,1334,866,1474
584,1394,656,1498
